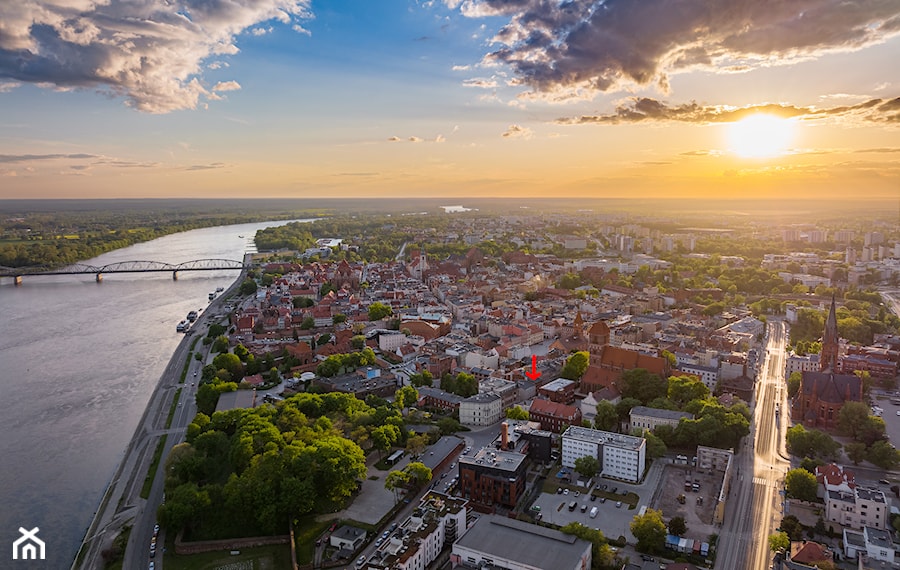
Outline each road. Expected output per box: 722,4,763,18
74,274,244,570
715,320,790,570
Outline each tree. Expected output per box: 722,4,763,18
561,351,590,381
371,424,400,457
768,531,789,553
238,279,258,295
559,522,615,569
212,352,243,379
405,434,428,457
668,516,687,537
838,401,874,440
506,405,529,420
644,430,667,459
394,385,419,411
351,335,366,350
409,370,433,388
869,440,900,469
212,335,230,353
594,400,619,432
630,508,667,553
667,375,709,407
368,302,392,321
300,316,315,330
437,417,463,435
333,313,347,324
785,468,818,502
621,369,668,404
403,461,433,487
845,442,867,465
384,469,411,502
799,457,823,473
616,397,642,421
574,455,600,479
780,515,804,541
786,424,841,459
787,371,802,399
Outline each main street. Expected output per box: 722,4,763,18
715,320,790,570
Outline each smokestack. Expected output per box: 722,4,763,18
501,422,509,450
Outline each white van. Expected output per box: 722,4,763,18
589,506,598,518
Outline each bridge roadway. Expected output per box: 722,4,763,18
0,259,247,284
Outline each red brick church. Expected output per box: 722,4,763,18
791,296,863,430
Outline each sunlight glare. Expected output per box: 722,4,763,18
727,114,794,158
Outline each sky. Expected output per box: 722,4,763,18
0,0,898,201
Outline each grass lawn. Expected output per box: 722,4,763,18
294,516,332,565
163,544,292,570
140,434,168,499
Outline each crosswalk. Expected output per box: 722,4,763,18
752,477,773,487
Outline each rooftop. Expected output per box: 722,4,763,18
857,487,886,503
540,378,576,392
454,515,591,570
630,406,693,421
460,447,527,473
563,425,645,451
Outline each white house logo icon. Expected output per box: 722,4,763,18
13,527,45,560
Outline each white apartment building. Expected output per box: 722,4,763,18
459,392,502,427
679,363,719,392
379,332,407,352
367,493,468,570
785,352,820,379
561,426,646,483
843,526,897,565
825,487,889,531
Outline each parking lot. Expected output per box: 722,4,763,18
651,464,720,540
532,488,638,542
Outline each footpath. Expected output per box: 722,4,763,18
71,271,246,570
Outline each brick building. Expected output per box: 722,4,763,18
459,448,527,512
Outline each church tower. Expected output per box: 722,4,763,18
820,295,839,373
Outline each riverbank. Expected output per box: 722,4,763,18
72,263,249,570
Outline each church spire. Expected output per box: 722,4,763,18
820,294,839,373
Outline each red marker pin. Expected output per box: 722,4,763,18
525,354,541,381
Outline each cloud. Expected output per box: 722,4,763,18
251,27,273,36
0,153,97,163
556,97,900,125
452,64,471,71
0,0,313,113
185,162,225,171
409,136,424,143
213,81,242,92
388,136,402,142
462,78,498,88
501,124,532,138
449,0,900,99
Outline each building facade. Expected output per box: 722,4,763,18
629,406,693,432
459,392,502,427
561,426,646,483
529,398,583,433
459,448,528,511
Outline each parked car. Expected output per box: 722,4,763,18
590,494,596,502
616,501,622,508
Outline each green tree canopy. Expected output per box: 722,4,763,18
409,370,433,387
506,405,529,420
574,455,600,479
667,375,710,408
621,369,668,404
630,508,667,553
561,351,590,381
787,371,802,399
768,531,789,553
368,301,392,321
668,516,686,537
786,424,841,460
869,440,900,470
594,400,619,432
785,468,818,502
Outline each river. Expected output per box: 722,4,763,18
0,219,312,567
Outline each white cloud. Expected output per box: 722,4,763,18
501,124,532,139
213,81,242,92
292,24,312,36
0,0,313,113
409,136,424,143
462,77,497,88
450,0,900,100
251,27,273,36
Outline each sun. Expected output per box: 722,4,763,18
727,114,794,158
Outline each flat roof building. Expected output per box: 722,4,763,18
451,514,591,570
562,425,646,483
459,447,528,512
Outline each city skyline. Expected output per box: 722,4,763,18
0,0,898,200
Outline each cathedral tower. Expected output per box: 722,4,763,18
820,295,839,373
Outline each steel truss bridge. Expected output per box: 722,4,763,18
0,259,248,284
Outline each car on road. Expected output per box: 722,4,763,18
149,563,155,570
880,479,890,484
382,530,389,538
356,556,366,568
375,537,383,546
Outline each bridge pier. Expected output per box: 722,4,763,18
172,271,178,281
14,275,22,286
96,273,103,283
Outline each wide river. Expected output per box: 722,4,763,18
0,219,312,567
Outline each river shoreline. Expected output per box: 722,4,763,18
72,261,249,569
